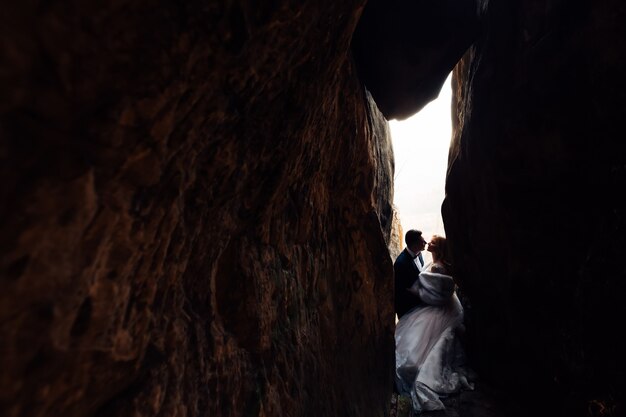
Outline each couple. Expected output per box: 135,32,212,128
393,230,473,413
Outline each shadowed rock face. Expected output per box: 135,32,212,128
445,0,626,414
0,2,396,417
351,0,480,120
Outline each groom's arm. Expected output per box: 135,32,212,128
400,263,422,302
406,284,422,301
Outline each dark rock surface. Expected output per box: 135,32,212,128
445,0,626,415
351,0,480,120
6,0,626,416
0,2,396,416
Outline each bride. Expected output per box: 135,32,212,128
394,235,473,412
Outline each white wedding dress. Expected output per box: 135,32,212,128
395,263,474,412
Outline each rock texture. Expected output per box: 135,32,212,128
351,0,480,120
0,2,396,417
388,206,404,262
445,1,626,415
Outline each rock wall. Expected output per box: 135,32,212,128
0,2,396,417
388,206,404,262
445,0,626,414
351,0,479,120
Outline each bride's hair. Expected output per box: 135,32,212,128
429,235,451,267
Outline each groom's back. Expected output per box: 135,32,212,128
394,250,419,318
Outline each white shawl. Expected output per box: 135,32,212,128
411,271,455,306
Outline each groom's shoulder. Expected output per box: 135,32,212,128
394,249,408,264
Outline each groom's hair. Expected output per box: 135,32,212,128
405,229,423,247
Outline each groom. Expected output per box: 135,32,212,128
394,229,427,319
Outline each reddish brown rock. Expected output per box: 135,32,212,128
445,1,626,415
0,2,395,417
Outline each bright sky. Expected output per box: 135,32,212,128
389,73,452,258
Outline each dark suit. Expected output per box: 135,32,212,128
394,248,422,318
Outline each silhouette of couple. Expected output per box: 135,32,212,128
393,229,473,413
